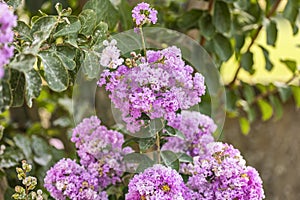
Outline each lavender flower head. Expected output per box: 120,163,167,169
163,110,217,157
44,158,108,200
132,2,158,26
185,142,265,200
98,46,206,133
0,2,17,78
125,164,190,200
71,116,132,188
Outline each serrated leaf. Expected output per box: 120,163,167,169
239,117,250,135
38,51,69,92
269,95,283,121
161,150,179,171
24,69,42,107
53,16,81,38
79,9,97,36
257,99,273,121
9,54,36,72
31,16,57,52
291,86,300,108
177,9,202,30
212,33,233,61
283,0,299,25
241,51,254,73
199,14,215,40
259,45,273,71
15,21,32,42
280,59,297,73
82,50,100,79
83,0,119,29
9,69,25,107
266,20,277,46
213,1,231,33
13,135,32,160
277,85,292,103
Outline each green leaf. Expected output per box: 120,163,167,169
38,51,69,92
280,59,297,73
123,153,155,173
118,0,134,31
83,0,119,29
199,14,215,40
31,16,57,52
269,95,283,121
177,9,202,30
13,135,32,160
291,85,300,108
31,135,52,166
0,126,3,140
9,69,25,107
0,148,24,168
164,126,176,136
24,69,42,107
266,20,277,46
161,150,179,171
239,117,250,135
234,34,245,52
79,9,97,36
82,50,100,79
212,33,233,61
92,22,109,50
259,45,273,71
241,51,254,73
56,51,76,70
213,1,231,33
6,0,22,9
176,153,193,163
0,77,12,111
9,54,36,72
138,137,156,152
242,82,255,103
53,16,81,38
15,21,32,42
277,85,292,103
257,99,273,121
283,0,299,25
238,100,256,123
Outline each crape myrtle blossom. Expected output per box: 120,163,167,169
100,39,124,69
185,142,265,200
125,164,191,200
163,110,217,157
0,2,17,78
132,2,158,26
98,43,206,133
71,116,133,188
44,158,108,200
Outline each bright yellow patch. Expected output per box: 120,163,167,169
161,184,171,192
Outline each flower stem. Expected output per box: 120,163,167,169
156,132,161,164
139,26,147,58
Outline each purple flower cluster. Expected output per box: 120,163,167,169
71,116,132,188
100,39,124,69
126,164,190,200
163,110,217,157
0,2,17,78
44,158,108,200
184,142,265,200
132,2,158,26
98,45,206,133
